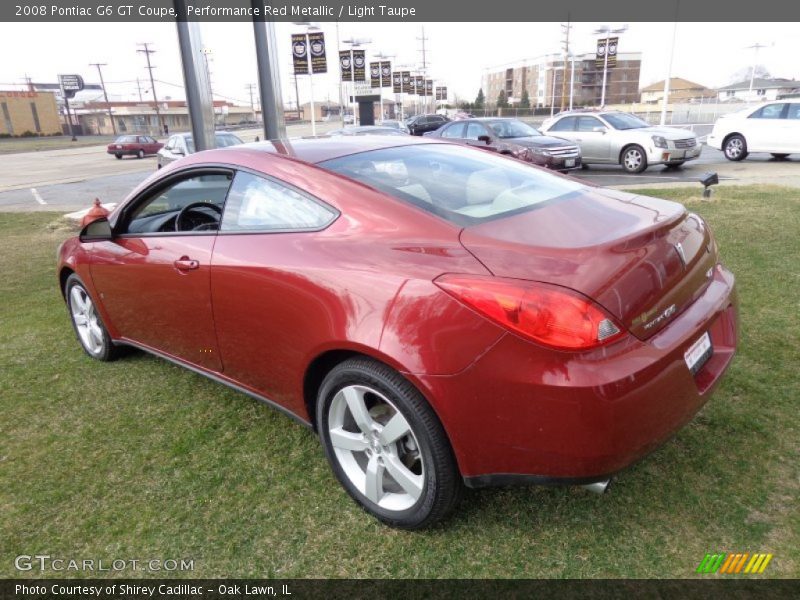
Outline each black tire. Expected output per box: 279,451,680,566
664,161,685,169
581,163,590,170
723,134,748,161
620,145,648,174
64,274,121,362
115,153,122,159
771,153,790,160
316,357,462,529
137,149,145,159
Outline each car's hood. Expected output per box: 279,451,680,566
460,187,716,340
635,126,697,139
507,136,578,149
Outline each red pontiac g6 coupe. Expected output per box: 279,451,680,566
59,136,738,529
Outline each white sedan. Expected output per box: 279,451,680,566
707,100,800,161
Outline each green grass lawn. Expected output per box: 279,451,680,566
0,136,120,154
1,186,798,579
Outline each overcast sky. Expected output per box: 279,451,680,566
1,22,798,107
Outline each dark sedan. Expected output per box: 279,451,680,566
429,118,581,172
106,135,163,159
406,113,449,136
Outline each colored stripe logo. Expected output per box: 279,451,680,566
696,553,773,574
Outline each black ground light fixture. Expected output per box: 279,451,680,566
700,172,719,199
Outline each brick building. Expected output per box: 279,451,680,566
484,52,642,109
0,90,61,136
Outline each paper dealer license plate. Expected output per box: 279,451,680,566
565,158,575,167
684,332,712,375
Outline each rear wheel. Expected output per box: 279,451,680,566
115,153,122,159
137,149,145,159
723,134,748,161
317,358,461,529
621,145,647,174
65,274,121,361
771,153,790,160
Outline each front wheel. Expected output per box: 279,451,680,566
317,358,462,529
137,149,145,159
723,135,748,161
621,145,648,173
115,153,122,159
65,274,121,361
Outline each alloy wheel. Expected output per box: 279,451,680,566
69,285,105,355
725,138,744,159
327,384,424,511
623,148,644,172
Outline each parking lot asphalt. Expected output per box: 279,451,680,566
1,126,799,213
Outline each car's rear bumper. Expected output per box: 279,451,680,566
413,264,737,484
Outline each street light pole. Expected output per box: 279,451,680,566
569,53,576,110
593,25,627,108
292,23,321,136
660,1,680,126
343,37,371,126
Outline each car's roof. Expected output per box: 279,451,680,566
176,131,241,139
238,135,440,164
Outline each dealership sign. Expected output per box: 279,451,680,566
308,32,326,74
58,74,84,99
291,34,309,74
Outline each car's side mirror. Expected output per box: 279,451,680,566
592,126,608,134
173,147,185,155
478,134,492,144
79,217,113,243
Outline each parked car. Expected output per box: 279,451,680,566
157,132,243,168
380,119,411,134
540,110,701,173
107,135,163,159
326,126,408,137
427,118,581,172
451,112,475,120
61,136,737,529
406,113,449,136
707,100,800,161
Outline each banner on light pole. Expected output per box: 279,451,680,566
596,36,618,68
415,75,424,96
309,32,327,74
370,62,381,88
401,71,412,93
380,62,391,87
292,34,309,74
353,50,366,82
339,51,352,81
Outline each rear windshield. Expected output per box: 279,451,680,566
318,143,584,225
116,136,137,143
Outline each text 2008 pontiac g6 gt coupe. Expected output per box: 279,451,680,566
59,136,737,529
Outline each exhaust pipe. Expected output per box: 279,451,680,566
581,479,612,495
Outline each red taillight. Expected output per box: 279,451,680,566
435,274,625,350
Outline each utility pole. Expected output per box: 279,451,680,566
746,42,771,98
24,74,33,91
90,62,117,135
137,43,164,135
560,16,571,112
417,26,429,113
245,83,257,120
135,78,143,101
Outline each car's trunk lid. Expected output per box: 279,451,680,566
459,187,717,340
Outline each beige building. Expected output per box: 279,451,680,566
0,90,61,136
485,52,642,109
640,78,716,103
79,101,256,136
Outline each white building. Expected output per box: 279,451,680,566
716,78,800,103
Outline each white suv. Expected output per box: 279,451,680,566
707,100,800,161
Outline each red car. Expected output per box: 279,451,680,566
59,136,737,529
107,135,163,159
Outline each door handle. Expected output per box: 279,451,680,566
174,256,199,271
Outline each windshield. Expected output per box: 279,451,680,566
319,143,584,226
487,120,541,139
186,134,242,153
602,113,650,130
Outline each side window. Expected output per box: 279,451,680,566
125,173,232,235
464,122,489,140
787,104,800,120
750,104,787,119
549,116,577,131
577,116,604,131
221,171,337,232
440,123,465,138
164,136,176,150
